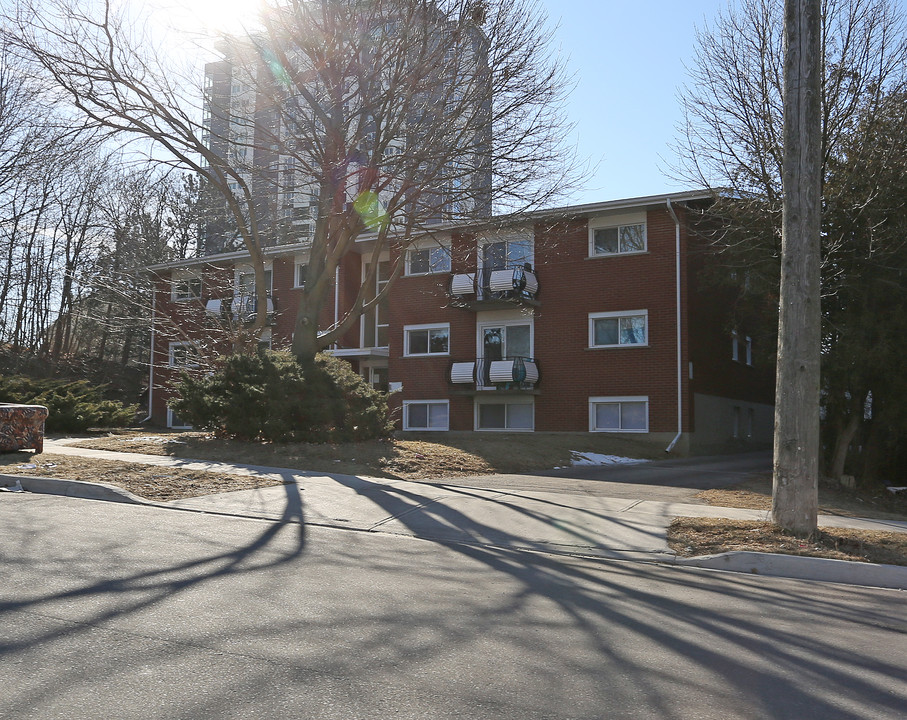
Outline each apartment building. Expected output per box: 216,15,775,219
147,190,775,453
199,6,492,257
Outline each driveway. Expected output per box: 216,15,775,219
423,451,772,503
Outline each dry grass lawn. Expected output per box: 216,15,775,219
63,429,664,479
0,452,285,501
669,517,907,567
696,475,907,521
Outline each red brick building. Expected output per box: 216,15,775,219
146,191,774,453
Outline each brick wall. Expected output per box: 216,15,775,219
527,209,690,432
151,198,774,435
382,207,701,434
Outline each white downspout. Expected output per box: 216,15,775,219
142,279,157,423
665,199,683,453
333,265,340,348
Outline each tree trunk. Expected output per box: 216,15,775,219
120,328,135,366
829,408,861,482
772,0,822,535
292,289,324,364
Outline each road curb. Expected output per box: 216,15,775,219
673,551,907,590
1,473,148,505
6,472,906,590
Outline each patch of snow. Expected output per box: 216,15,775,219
120,436,185,444
569,452,649,467
887,486,906,494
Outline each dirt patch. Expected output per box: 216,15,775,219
0,452,284,501
668,517,907,566
696,475,907,521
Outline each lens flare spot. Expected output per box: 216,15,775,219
353,191,388,229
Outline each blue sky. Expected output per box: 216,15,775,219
538,0,732,204
160,0,732,205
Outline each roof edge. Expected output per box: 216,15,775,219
144,189,714,271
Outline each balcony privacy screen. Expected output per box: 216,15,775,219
488,269,516,293
522,270,539,295
522,361,539,384
450,273,475,295
489,360,517,383
450,362,476,383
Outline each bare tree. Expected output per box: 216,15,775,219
5,0,578,363
47,152,112,358
165,173,203,260
675,0,907,506
0,39,57,347
67,167,197,362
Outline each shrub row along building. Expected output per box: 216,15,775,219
147,190,775,453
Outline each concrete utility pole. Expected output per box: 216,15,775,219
773,0,822,534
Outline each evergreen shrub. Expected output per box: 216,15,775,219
0,376,137,431
170,350,393,442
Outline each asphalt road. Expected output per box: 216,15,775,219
433,450,773,501
3,491,905,720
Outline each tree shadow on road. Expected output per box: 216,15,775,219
2,474,905,719
319,472,906,719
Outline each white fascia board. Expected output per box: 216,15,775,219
143,241,314,273
521,190,715,222
145,190,714,272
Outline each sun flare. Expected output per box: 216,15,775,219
142,0,264,39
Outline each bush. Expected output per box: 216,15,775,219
170,350,393,443
0,346,146,406
0,375,137,432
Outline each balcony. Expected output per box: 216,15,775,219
448,265,540,310
205,295,277,326
449,356,540,393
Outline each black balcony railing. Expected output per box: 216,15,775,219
449,356,540,390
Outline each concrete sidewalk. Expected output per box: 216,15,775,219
4,438,906,590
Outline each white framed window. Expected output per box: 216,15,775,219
732,329,739,362
589,212,647,256
589,396,649,433
404,323,450,356
475,398,534,431
236,265,273,296
167,407,192,430
406,243,451,275
589,310,648,348
404,400,449,431
171,272,202,302
362,364,389,392
479,232,533,270
745,335,753,366
362,259,390,349
169,342,200,368
478,320,532,358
